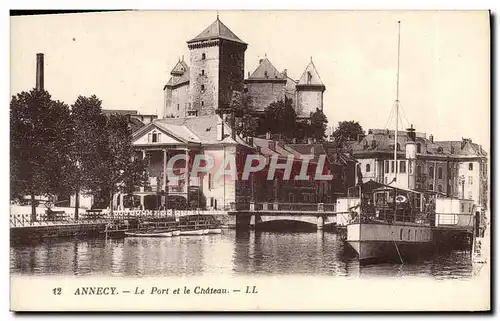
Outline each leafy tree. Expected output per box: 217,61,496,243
10,89,74,220
332,121,365,146
99,114,149,214
307,108,328,142
68,95,109,219
258,97,297,140
227,91,259,138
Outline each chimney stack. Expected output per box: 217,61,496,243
36,53,44,91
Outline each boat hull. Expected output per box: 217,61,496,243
125,231,172,237
347,222,433,263
347,240,433,263
207,228,222,234
180,230,204,236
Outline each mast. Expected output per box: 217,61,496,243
394,21,401,184
393,21,401,222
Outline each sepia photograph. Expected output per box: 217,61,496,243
9,10,490,311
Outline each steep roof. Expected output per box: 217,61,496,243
297,59,325,88
187,17,246,45
165,67,190,89
170,59,189,76
248,58,284,80
155,114,251,146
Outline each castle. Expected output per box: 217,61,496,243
161,16,326,120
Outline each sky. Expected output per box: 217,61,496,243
10,10,490,150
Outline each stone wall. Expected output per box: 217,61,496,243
164,83,190,118
296,88,323,117
218,40,246,111
246,81,286,111
190,43,220,116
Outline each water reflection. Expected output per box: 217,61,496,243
10,230,473,279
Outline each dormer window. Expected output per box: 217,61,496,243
202,53,206,60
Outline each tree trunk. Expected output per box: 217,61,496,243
74,189,80,221
109,190,114,216
30,191,36,222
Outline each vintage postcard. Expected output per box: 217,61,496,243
9,10,490,311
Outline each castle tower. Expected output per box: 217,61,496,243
245,57,287,112
163,58,190,118
186,16,247,116
296,58,326,118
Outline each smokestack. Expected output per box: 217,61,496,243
36,53,44,91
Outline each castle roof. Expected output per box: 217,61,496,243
170,59,189,76
297,59,325,88
187,17,246,45
247,58,285,80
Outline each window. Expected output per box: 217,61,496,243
157,133,161,142
307,71,312,84
400,160,406,173
201,84,205,91
385,177,388,184
201,101,204,107
177,104,179,111
469,163,473,171
417,165,422,176
264,71,268,78
201,69,205,76
468,191,473,200
429,166,434,178
400,229,403,240
448,184,451,194
408,161,413,174
202,53,206,60
391,161,395,173
468,176,473,185
152,132,158,143
417,143,422,153
428,184,434,191
366,164,371,172
461,203,465,212
385,161,389,173
438,184,443,193
438,167,443,179
148,133,151,143
416,183,421,189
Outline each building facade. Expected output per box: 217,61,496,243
350,127,488,209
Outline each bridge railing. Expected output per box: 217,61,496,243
10,208,231,228
248,202,337,212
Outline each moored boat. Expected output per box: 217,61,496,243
207,228,222,234
172,230,181,236
180,229,204,236
125,230,173,237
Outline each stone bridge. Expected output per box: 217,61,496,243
230,202,350,230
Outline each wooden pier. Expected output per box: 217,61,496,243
10,210,225,240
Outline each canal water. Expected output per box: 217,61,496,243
10,230,473,279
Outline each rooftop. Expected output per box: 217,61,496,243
187,17,246,45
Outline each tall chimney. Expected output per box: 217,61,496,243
36,53,44,91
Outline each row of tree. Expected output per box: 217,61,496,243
227,92,329,142
227,91,365,144
10,89,149,220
